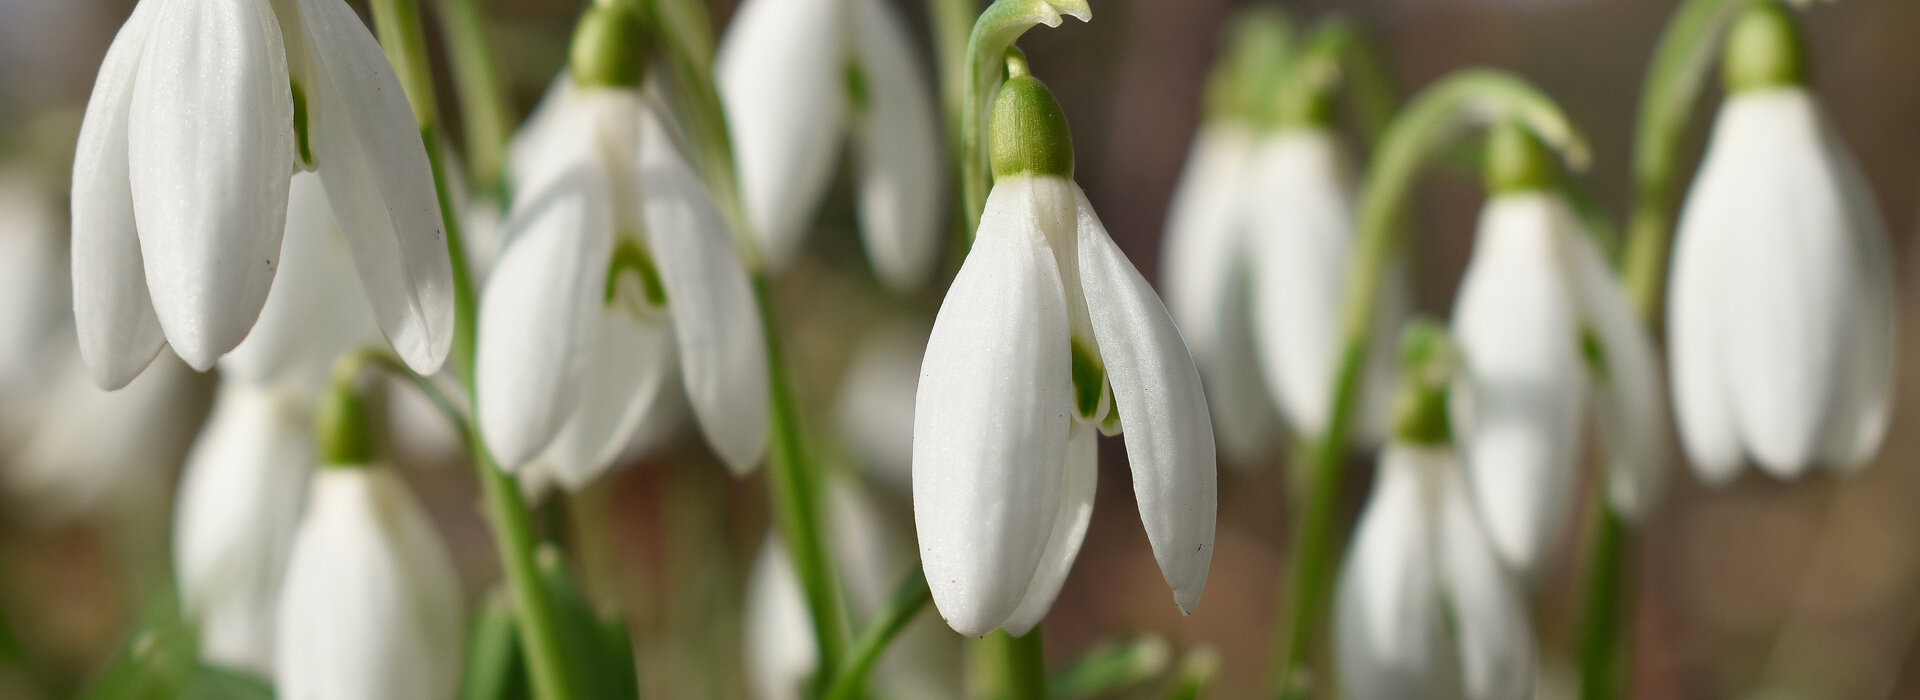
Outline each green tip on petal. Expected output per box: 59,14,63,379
990,68,1074,180
317,382,376,466
1485,119,1556,195
1723,0,1805,94
570,3,648,89
1392,319,1455,446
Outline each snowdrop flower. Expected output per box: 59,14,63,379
174,382,313,678
1450,124,1670,576
0,170,66,408
1667,2,1894,483
71,0,453,389
478,9,769,489
1336,328,1535,700
276,463,463,699
835,320,928,493
914,63,1216,637
746,477,960,700
717,0,944,288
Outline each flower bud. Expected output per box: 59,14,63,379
570,3,648,89
1722,0,1805,94
1484,120,1556,196
989,58,1074,180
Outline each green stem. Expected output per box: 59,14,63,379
980,627,1048,700
433,0,514,198
820,570,933,700
755,276,850,687
1267,70,1588,697
368,2,580,697
960,0,1091,236
1578,509,1634,700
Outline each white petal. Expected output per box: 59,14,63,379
743,536,817,700
127,0,294,370
294,0,455,375
506,75,578,196
1566,231,1671,522
913,176,1073,637
173,383,312,678
636,106,771,474
1160,123,1277,466
475,165,614,468
835,320,928,492
1667,127,1744,485
850,0,945,291
1699,91,1852,479
716,0,849,270
1001,423,1098,636
535,311,675,492
0,175,67,400
70,0,166,389
1817,124,1896,473
1073,184,1216,613
275,468,464,700
1245,130,1357,438
221,172,381,396
1450,193,1587,576
1435,455,1537,700
1335,445,1446,700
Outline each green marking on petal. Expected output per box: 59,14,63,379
606,235,668,310
291,79,314,169
1071,337,1105,420
844,58,871,115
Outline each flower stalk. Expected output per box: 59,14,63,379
960,0,1091,235
433,0,513,197
819,569,933,700
367,1,581,698
1269,70,1588,696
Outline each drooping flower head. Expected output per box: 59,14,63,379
913,55,1216,637
477,4,770,489
1449,123,1670,576
1667,0,1895,484
71,0,453,389
717,0,945,289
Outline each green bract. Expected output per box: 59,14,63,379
316,381,374,466
570,3,647,89
989,69,1074,179
1723,0,1805,94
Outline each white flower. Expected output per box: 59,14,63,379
834,320,929,493
913,172,1216,637
71,0,453,388
477,84,769,488
745,477,960,700
173,382,313,678
1451,191,1669,576
716,0,944,288
276,466,464,700
1335,443,1535,700
1162,125,1399,465
0,171,67,409
1667,87,1894,484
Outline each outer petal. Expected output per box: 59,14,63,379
1246,130,1358,438
71,0,166,389
475,166,614,468
221,172,381,396
1001,423,1098,636
174,383,312,678
0,175,66,402
716,0,849,270
127,0,294,371
1450,193,1587,577
1709,91,1852,479
1074,184,1216,613
1159,123,1277,466
1818,123,1896,473
535,311,675,492
1335,445,1446,700
835,320,928,492
294,0,455,375
850,0,945,291
636,106,771,474
913,176,1073,637
275,468,464,700
1667,117,1744,485
744,536,816,700
1566,231,1671,522
1435,455,1537,700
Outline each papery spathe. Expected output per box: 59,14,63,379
71,0,452,388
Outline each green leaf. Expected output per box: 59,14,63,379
460,589,533,700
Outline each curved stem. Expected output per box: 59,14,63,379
755,276,850,687
433,0,513,199
979,627,1048,700
960,0,1092,237
369,2,581,698
819,570,933,700
1268,69,1588,696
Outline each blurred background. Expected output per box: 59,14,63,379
4,0,1920,697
